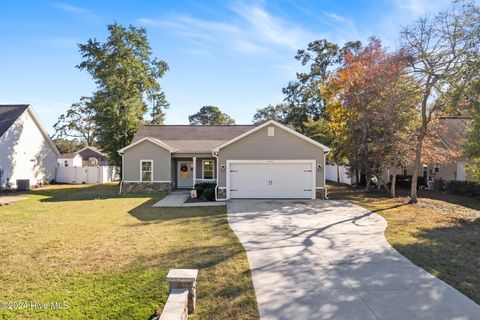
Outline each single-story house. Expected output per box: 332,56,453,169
388,116,471,183
58,146,109,167
0,104,59,188
118,120,330,200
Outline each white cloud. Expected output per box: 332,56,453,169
323,12,348,22
138,3,317,55
392,0,450,16
322,12,360,43
53,3,96,20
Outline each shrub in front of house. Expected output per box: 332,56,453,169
203,187,216,201
194,182,216,201
390,175,426,189
447,181,480,198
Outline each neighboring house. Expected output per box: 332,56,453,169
56,146,117,184
58,153,83,167
58,146,109,167
118,120,330,200
388,116,471,183
0,104,59,188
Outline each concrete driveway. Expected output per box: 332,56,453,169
227,200,480,320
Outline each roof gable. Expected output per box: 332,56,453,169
59,153,82,159
0,105,29,138
118,137,175,154
434,117,471,150
78,146,107,160
214,120,331,152
0,105,60,156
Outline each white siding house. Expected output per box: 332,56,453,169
58,153,83,167
0,105,59,188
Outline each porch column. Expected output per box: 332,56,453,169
192,157,196,189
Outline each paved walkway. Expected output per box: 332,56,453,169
227,200,480,320
0,196,28,206
153,190,225,207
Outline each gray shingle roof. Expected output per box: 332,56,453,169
59,152,79,159
78,146,107,161
0,105,29,138
435,116,471,150
132,124,256,153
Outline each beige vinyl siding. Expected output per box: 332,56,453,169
218,125,326,188
123,140,171,181
383,160,465,182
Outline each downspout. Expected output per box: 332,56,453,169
212,150,227,201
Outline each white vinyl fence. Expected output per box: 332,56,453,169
56,166,118,184
325,164,357,185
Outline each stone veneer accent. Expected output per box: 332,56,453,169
216,188,227,199
316,188,326,199
122,182,171,193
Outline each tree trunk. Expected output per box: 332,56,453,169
356,167,359,186
336,164,340,183
409,141,423,203
365,171,371,192
391,167,397,198
377,174,391,195
362,115,370,192
410,81,433,204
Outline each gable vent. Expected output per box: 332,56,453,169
268,126,275,136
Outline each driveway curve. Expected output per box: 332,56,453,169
227,200,480,320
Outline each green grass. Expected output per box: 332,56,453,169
0,183,259,319
328,182,480,304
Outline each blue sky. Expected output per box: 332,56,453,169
0,0,452,135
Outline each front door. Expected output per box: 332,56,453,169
177,161,193,188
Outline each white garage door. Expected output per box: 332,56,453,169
228,161,315,199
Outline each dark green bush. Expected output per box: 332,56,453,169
447,181,480,198
194,182,216,201
203,187,216,201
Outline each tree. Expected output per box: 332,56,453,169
281,39,362,131
188,106,235,125
77,23,169,168
462,65,480,181
52,138,84,154
401,1,478,202
303,117,348,183
150,91,169,124
325,38,421,196
252,103,291,124
53,97,97,146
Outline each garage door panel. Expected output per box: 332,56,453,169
229,162,314,199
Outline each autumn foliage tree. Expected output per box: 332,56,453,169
325,38,420,195
401,0,478,202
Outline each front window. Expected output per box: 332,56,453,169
202,160,214,179
434,165,440,173
141,160,153,181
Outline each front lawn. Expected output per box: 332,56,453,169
327,182,480,304
0,184,259,319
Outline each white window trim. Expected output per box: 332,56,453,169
140,160,153,182
202,159,215,179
